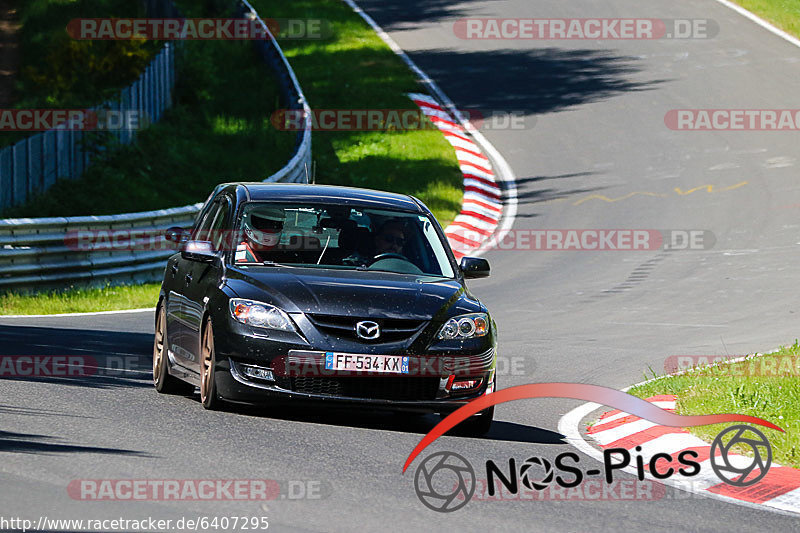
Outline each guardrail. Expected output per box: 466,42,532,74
0,0,313,291
0,204,201,289
0,0,182,211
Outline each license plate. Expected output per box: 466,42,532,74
324,352,409,374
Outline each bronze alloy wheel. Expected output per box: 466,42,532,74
200,317,220,409
153,306,166,386
153,303,193,395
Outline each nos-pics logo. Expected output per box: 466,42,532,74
413,425,772,512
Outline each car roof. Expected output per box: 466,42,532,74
222,182,424,212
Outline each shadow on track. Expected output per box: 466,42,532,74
0,324,152,390
0,429,148,456
0,404,96,419
397,47,666,116
227,403,565,446
355,0,505,30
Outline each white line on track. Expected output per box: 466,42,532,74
711,0,800,49
0,308,154,319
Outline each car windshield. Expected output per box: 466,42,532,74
231,203,455,277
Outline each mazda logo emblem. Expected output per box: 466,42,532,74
355,321,380,340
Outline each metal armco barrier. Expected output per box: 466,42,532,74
0,0,312,291
0,204,201,289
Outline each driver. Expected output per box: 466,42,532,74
373,219,407,256
236,207,286,263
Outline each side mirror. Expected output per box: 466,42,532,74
165,226,189,245
181,241,219,263
459,256,490,279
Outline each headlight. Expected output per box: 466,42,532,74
437,313,489,339
229,299,296,332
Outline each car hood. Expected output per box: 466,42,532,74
224,266,481,321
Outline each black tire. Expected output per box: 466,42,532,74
153,303,194,395
445,406,494,437
200,317,221,410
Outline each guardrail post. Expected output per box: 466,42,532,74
25,136,32,197
43,131,56,191
0,147,11,209
12,140,25,205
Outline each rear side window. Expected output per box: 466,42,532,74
193,200,221,241
208,199,232,251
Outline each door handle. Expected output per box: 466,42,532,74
185,273,192,284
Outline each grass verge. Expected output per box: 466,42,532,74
0,283,160,315
629,343,800,468
734,0,800,38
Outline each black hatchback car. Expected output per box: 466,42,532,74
154,183,497,434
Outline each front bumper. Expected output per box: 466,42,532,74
215,355,494,414
212,315,496,413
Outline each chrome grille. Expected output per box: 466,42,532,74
441,349,496,374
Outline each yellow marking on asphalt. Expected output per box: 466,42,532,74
572,191,667,206
674,181,748,195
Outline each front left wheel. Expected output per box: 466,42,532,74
200,317,221,410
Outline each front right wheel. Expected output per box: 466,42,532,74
441,406,494,437
455,406,494,437
153,303,193,395
200,317,221,410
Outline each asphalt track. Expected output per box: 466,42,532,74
3,0,800,531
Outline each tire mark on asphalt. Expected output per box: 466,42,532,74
545,181,750,207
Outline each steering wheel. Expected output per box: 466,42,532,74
371,253,409,263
